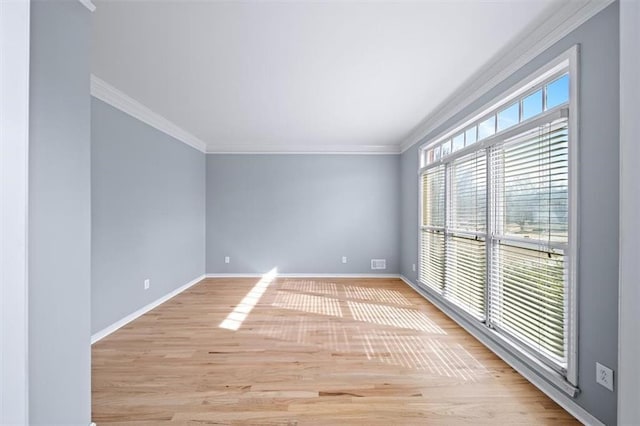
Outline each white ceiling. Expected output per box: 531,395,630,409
92,0,563,153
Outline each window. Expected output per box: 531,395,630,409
418,53,576,391
446,150,487,319
420,166,445,292
489,119,569,365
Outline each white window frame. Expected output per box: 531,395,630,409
618,0,640,423
417,46,579,396
0,0,31,423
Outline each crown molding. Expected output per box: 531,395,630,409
206,145,400,155
90,75,398,155
399,0,614,153
89,1,611,156
90,75,207,153
77,0,96,12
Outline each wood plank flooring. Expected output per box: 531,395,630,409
92,277,579,425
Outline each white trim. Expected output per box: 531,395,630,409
77,0,95,12
91,275,206,344
0,1,30,423
88,1,612,157
618,0,640,424
399,276,604,426
400,0,613,153
90,75,207,153
566,45,580,388
206,148,400,155
91,75,399,155
206,273,264,278
206,273,401,279
92,273,400,344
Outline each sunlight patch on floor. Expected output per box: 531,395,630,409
219,267,278,331
344,285,411,306
360,330,488,381
348,300,446,334
279,279,339,297
272,291,343,317
252,315,354,353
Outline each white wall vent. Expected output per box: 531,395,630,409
371,259,386,270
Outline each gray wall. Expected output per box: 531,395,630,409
91,98,206,333
400,3,619,424
206,154,400,274
29,1,92,423
400,143,420,283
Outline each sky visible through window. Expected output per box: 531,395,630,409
546,74,569,110
424,73,569,165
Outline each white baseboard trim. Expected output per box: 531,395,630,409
205,273,401,279
398,275,604,426
92,273,399,344
205,273,263,278
91,274,206,344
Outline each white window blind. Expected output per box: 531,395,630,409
418,54,577,390
422,165,445,228
418,90,574,383
420,166,445,293
445,151,487,320
489,118,569,365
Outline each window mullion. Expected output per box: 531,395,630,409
485,149,493,326
443,162,450,299
487,145,505,330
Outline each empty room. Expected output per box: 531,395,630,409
1,0,639,425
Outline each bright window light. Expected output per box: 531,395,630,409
219,267,278,331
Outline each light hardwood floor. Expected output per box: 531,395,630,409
92,277,579,425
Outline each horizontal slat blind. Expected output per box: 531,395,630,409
445,150,487,319
422,165,445,227
500,121,569,243
445,236,486,319
419,230,445,293
491,244,565,358
450,151,487,233
420,165,445,293
419,61,576,385
489,118,569,365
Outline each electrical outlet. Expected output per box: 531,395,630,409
412,263,416,272
342,256,347,264
144,279,150,290
596,362,614,391
224,256,230,264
